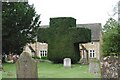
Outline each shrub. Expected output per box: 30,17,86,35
41,56,47,60
32,56,40,59
38,17,91,63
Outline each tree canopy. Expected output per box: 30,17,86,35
102,18,120,56
2,2,41,55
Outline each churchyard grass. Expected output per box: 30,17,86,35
2,62,100,78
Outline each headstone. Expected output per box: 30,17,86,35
64,58,71,68
16,52,38,79
0,60,2,80
0,60,2,71
89,59,99,77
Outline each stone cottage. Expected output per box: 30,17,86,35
77,23,102,64
23,42,48,58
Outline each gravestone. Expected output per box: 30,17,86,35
16,52,38,79
0,60,2,71
89,59,99,76
0,60,2,80
64,58,71,68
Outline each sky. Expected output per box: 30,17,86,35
28,0,119,26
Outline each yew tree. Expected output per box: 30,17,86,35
38,17,91,63
2,2,41,55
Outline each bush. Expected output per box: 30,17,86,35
41,56,47,60
32,56,40,59
38,17,91,63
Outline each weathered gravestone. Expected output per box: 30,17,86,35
89,59,99,76
64,58,71,68
16,52,38,79
0,60,2,80
0,60,2,71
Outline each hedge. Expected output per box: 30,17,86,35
38,17,91,63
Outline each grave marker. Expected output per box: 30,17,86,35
64,58,71,68
0,60,2,71
89,59,99,77
0,60,2,80
16,52,38,79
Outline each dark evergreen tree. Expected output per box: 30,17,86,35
2,2,41,55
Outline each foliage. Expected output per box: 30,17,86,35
41,56,47,60
32,56,40,59
2,2,41,55
38,17,91,63
102,18,118,32
102,18,120,56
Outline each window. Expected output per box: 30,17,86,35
40,51,42,54
89,50,95,58
40,50,47,57
45,51,47,54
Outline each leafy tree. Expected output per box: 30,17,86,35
2,2,41,55
102,18,120,56
102,18,118,32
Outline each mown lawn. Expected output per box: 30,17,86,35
2,62,101,78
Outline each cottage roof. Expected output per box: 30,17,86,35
40,23,102,41
76,23,101,41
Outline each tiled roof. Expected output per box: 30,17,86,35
76,23,102,41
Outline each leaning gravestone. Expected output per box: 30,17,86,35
16,52,38,79
64,58,71,68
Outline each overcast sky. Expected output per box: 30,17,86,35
28,0,119,26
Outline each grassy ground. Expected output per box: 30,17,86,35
2,62,101,78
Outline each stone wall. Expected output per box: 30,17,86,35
24,42,48,57
100,56,120,79
79,41,100,60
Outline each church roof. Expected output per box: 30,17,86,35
40,23,102,41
